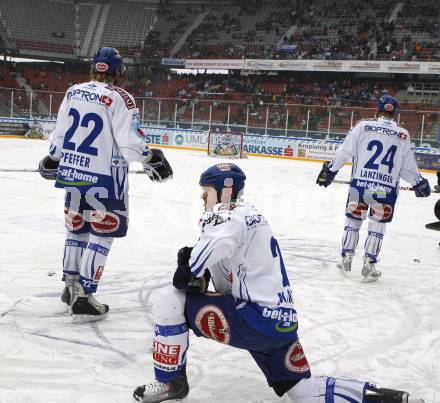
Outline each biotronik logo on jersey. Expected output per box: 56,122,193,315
364,124,407,140
67,88,113,108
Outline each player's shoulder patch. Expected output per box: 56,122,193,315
201,210,231,228
105,84,135,109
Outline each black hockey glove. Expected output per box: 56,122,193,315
173,246,211,293
413,177,431,197
316,161,338,187
177,246,193,266
38,155,59,180
143,149,173,182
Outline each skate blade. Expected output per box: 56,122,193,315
71,312,108,323
336,263,351,275
132,396,186,403
361,276,380,283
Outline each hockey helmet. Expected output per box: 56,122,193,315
92,47,123,75
378,95,398,114
199,163,246,199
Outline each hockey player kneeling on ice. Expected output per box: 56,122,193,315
316,95,430,282
132,163,424,403
38,47,172,322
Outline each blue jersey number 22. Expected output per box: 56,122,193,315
63,107,103,156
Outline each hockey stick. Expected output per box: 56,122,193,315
333,179,415,191
0,168,145,174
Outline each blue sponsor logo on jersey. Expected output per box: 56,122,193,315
57,167,99,186
262,306,298,323
245,214,267,228
365,124,406,140
67,89,113,108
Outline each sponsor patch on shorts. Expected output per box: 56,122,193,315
195,305,230,344
90,211,120,233
64,208,85,231
285,341,310,373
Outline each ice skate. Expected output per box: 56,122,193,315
364,385,424,402
70,282,109,322
337,253,354,273
133,372,189,403
61,274,79,306
361,257,381,283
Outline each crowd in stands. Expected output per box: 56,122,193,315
159,0,440,62
1,0,440,62
142,70,402,107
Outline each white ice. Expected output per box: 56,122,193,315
0,138,439,403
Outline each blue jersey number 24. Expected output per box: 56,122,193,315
364,140,397,174
63,107,103,156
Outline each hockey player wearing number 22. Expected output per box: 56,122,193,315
317,95,430,282
38,47,173,322
132,163,424,403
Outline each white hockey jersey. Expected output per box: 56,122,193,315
189,200,298,339
330,117,423,190
49,80,151,199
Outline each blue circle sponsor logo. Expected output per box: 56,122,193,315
175,134,184,145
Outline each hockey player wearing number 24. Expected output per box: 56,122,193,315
132,162,424,403
38,47,173,322
316,95,430,282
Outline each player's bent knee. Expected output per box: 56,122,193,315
152,285,186,323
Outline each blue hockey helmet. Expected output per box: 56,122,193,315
199,163,246,199
92,47,123,75
377,95,398,114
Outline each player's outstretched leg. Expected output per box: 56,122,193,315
362,220,385,282
337,217,362,273
364,385,424,403
133,286,189,402
287,375,424,402
70,281,109,322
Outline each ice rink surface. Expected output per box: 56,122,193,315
0,138,439,403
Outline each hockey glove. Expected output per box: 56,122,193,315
38,155,59,180
413,177,431,197
143,149,173,182
173,264,211,293
177,246,193,267
316,161,338,187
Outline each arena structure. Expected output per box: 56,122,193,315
1,1,440,403
0,0,439,166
